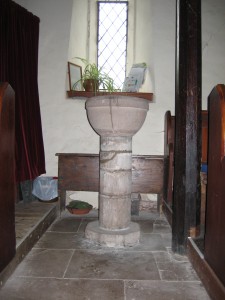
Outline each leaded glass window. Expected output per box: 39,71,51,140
97,1,128,90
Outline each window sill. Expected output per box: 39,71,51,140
67,91,153,101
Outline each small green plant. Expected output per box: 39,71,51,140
73,57,117,92
66,200,93,210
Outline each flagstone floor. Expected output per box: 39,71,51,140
0,204,210,299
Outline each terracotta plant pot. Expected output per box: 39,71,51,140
66,207,92,215
66,200,93,215
83,79,99,92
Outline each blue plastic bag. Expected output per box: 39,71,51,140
32,176,58,201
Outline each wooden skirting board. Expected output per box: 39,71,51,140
187,237,225,300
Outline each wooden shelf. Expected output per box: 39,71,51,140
67,90,153,101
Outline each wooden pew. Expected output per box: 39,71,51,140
56,153,165,213
188,84,225,300
204,84,225,289
163,110,208,225
0,82,16,273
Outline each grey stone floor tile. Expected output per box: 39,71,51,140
131,211,159,221
154,217,169,225
48,217,110,234
153,223,171,233
135,219,154,233
159,263,199,281
0,277,124,300
167,247,190,262
65,249,160,280
35,230,166,252
153,251,199,281
2,209,210,300
125,280,211,300
79,218,154,234
153,250,189,264
13,248,74,278
48,217,82,233
35,232,84,249
35,231,109,250
161,233,172,247
153,251,171,263
125,233,166,251
78,218,98,233
36,214,168,251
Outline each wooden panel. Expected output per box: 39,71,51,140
132,156,164,194
163,111,175,209
201,110,208,164
56,153,164,211
204,84,225,286
58,154,99,192
0,82,16,272
163,110,208,227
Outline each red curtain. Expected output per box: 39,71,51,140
0,0,46,182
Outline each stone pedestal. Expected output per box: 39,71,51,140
85,96,149,247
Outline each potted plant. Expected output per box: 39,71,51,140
73,57,117,92
66,200,93,215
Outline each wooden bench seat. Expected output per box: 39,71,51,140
56,153,165,212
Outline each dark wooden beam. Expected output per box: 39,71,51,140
172,0,202,254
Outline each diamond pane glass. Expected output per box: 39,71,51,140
98,1,128,90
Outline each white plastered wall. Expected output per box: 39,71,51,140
202,0,225,107
14,0,225,207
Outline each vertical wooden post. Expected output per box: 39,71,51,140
172,0,202,254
